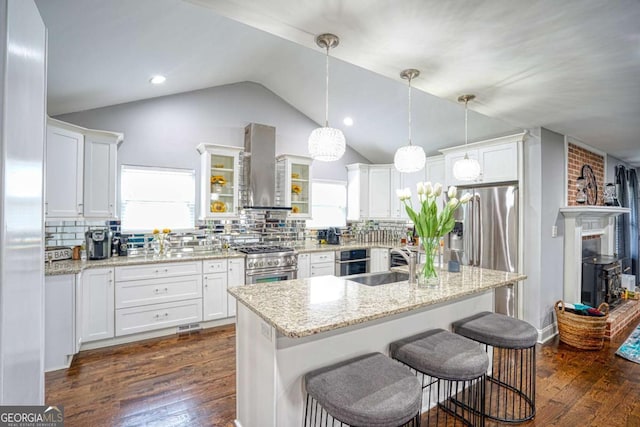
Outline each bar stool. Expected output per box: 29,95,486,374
304,352,422,427
452,312,537,423
390,329,489,426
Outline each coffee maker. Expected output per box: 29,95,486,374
85,228,112,260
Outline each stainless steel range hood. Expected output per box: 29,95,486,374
243,123,290,210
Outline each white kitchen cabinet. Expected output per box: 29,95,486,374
45,119,122,220
442,137,520,187
389,168,403,218
276,154,313,218
197,144,242,219
347,164,369,220
79,268,115,343
116,299,203,337
203,272,228,321
227,258,245,317
368,165,392,218
371,248,390,273
45,274,76,371
45,125,84,218
83,134,118,218
297,253,311,279
114,262,203,337
310,251,335,277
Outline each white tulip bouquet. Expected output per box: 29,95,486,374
397,183,472,282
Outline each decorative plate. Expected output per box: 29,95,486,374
211,201,227,213
580,164,598,205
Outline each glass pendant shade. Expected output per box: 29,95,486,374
308,126,346,162
453,94,481,181
394,145,426,173
309,33,344,162
453,154,481,181
394,68,425,173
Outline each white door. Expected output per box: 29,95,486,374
371,248,390,273
45,275,75,371
426,156,446,211
80,268,114,343
203,273,228,320
84,137,117,218
227,259,245,317
368,166,391,218
46,126,84,218
399,169,426,219
297,253,311,279
478,142,518,184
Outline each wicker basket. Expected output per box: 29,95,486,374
555,300,609,350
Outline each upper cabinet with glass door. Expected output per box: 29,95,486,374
197,144,243,219
276,155,313,219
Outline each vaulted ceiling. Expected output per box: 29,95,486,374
36,0,640,165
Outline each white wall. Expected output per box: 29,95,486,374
56,82,370,218
522,127,565,337
0,0,46,404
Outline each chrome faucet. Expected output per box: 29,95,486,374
390,247,417,285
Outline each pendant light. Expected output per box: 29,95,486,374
452,94,481,181
308,33,346,162
394,69,426,173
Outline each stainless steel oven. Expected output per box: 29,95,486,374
246,267,296,284
237,245,298,285
335,248,370,276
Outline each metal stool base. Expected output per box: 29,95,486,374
304,394,421,427
483,344,536,423
398,362,485,427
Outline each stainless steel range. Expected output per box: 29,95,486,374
236,245,298,284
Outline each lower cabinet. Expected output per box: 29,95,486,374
116,299,203,336
45,274,76,371
370,248,390,273
203,270,228,321
79,268,115,343
310,251,336,277
227,258,245,317
114,261,203,337
297,253,311,279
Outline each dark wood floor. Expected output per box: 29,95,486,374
46,320,640,427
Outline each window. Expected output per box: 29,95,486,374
121,165,195,231
306,180,347,228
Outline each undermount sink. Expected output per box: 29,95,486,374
345,271,410,286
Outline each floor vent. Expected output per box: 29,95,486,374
177,323,202,334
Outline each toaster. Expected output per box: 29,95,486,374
86,228,112,260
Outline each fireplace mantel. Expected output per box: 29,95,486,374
560,206,630,218
561,206,630,303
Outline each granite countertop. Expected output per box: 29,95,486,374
44,241,404,276
228,266,527,339
293,241,398,253
45,250,245,276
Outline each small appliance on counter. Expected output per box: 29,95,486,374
326,227,342,245
85,228,112,260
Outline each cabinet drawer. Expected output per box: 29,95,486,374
115,299,203,336
203,259,228,274
115,261,202,282
310,252,334,263
311,263,335,277
115,275,203,309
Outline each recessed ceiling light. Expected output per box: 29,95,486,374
149,75,166,84
343,117,354,126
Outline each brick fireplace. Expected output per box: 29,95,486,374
566,143,605,206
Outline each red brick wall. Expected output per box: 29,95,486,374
567,143,604,206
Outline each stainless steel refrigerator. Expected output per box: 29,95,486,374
446,184,519,316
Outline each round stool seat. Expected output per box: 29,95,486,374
304,352,421,427
452,311,538,349
390,329,489,381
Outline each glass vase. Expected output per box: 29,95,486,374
419,236,440,286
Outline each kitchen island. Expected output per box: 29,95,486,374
228,266,526,427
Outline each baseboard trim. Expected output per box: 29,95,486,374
537,322,558,344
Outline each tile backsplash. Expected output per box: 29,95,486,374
45,210,309,252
